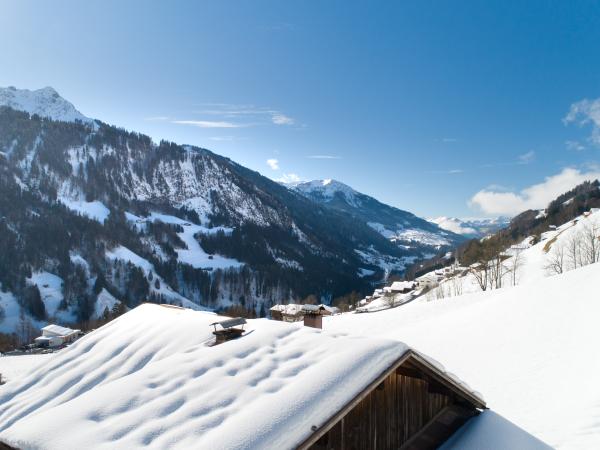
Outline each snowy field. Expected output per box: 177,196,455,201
326,261,600,449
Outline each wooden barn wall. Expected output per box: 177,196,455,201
307,371,455,450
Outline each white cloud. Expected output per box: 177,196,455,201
307,155,341,159
518,150,535,164
272,113,294,125
470,167,600,216
266,159,279,170
566,140,585,152
426,169,464,174
276,173,302,184
172,120,246,128
564,97,600,145
442,138,457,143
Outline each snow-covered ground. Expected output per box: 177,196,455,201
325,261,600,449
94,289,121,319
28,272,76,323
59,197,110,223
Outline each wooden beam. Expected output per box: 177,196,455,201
400,404,476,450
295,350,486,450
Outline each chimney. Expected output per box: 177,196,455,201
302,305,324,329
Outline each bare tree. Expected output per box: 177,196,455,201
381,292,397,308
507,249,524,286
488,255,506,290
451,277,464,296
580,219,600,266
470,262,489,291
566,232,582,271
545,241,566,275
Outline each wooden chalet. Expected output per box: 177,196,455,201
298,350,486,450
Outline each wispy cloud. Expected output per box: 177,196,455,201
193,103,296,127
276,173,303,184
307,155,342,160
564,97,600,145
266,159,279,170
426,169,464,174
517,150,535,164
171,120,247,129
441,137,458,143
271,113,294,125
470,167,600,216
566,140,585,152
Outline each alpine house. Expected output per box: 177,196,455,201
0,304,485,450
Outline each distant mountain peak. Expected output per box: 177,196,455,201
289,179,360,206
427,216,510,238
0,85,92,124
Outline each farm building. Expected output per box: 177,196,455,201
385,280,417,294
0,304,486,450
270,304,340,323
33,324,81,348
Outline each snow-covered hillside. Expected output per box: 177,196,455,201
428,216,510,238
0,86,92,124
325,256,600,448
427,208,600,300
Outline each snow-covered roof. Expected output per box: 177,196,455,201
40,324,78,337
390,280,416,291
0,304,482,450
269,303,304,315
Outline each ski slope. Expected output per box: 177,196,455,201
325,261,600,449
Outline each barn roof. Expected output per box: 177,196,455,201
40,324,78,336
0,304,484,450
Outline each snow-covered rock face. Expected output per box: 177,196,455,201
0,86,92,124
291,179,363,207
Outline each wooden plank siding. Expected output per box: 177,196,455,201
300,352,484,450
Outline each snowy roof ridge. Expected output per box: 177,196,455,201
0,303,483,450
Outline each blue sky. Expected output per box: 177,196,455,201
2,0,600,217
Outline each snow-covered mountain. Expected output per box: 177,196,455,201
0,88,450,335
0,86,92,124
289,179,466,256
428,216,510,238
